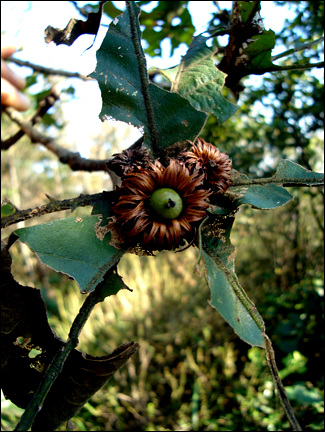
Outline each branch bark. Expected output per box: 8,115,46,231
1,87,60,149
271,36,324,61
1,192,106,229
126,1,161,159
3,108,109,172
7,56,93,81
246,61,324,76
264,335,303,431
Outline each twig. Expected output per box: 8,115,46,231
271,36,324,62
14,269,121,431
195,216,209,265
231,175,324,188
264,335,303,431
1,192,106,229
3,108,109,172
207,26,231,39
7,56,93,81
1,87,60,149
70,0,91,18
126,1,161,159
247,61,324,76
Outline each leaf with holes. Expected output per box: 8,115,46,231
90,2,207,153
159,35,238,124
202,216,265,347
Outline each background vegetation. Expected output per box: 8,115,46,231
1,1,324,430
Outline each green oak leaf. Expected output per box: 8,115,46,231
237,1,261,23
159,35,238,124
273,159,324,186
202,216,265,347
243,30,276,70
90,2,207,152
230,182,294,210
1,201,17,218
228,159,324,210
14,215,123,294
235,2,276,71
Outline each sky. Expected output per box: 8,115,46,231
1,1,322,158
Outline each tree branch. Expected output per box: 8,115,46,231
3,108,109,172
264,335,303,431
231,175,324,188
1,87,60,149
271,36,324,62
1,192,107,229
247,61,324,76
126,1,160,159
7,56,93,81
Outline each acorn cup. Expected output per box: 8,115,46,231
109,138,232,252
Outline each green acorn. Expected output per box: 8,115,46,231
149,188,183,219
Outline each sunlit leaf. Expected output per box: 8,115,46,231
159,35,238,124
234,2,276,71
243,30,276,70
1,201,17,218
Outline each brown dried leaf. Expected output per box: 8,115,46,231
1,239,62,408
44,1,107,48
32,342,139,430
1,239,139,429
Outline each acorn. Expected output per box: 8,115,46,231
150,188,183,220
111,159,211,251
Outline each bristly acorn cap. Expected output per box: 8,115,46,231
106,144,152,177
111,159,211,251
179,138,232,194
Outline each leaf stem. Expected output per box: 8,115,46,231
126,1,160,158
14,274,117,431
196,216,209,266
231,176,324,188
271,36,324,62
264,335,303,431
247,61,324,75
